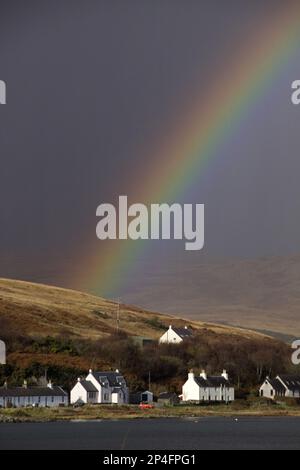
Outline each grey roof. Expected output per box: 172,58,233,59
0,386,67,398
158,392,178,399
172,327,193,339
80,380,98,393
92,371,126,387
194,376,232,388
278,375,300,392
266,378,286,393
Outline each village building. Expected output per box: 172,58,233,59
182,370,235,403
260,375,300,400
0,381,68,408
159,325,193,344
129,390,153,405
157,392,180,406
70,369,129,405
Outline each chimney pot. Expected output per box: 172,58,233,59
221,370,229,381
200,370,207,380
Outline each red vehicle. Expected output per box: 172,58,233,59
139,403,154,409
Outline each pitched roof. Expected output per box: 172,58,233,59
92,371,126,387
194,376,232,388
172,327,193,339
266,378,286,393
278,375,300,392
0,386,67,398
80,380,98,393
158,392,178,399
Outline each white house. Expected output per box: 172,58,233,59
182,370,235,403
260,375,300,400
0,381,68,408
159,325,193,344
0,340,6,364
71,369,129,405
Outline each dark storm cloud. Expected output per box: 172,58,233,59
0,1,299,297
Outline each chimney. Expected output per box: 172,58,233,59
169,325,172,330
200,370,207,380
188,369,194,380
77,377,81,382
4,381,7,389
221,370,228,381
184,325,188,329
23,380,27,389
47,380,53,389
89,369,93,374
115,369,119,374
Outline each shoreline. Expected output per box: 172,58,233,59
1,403,300,423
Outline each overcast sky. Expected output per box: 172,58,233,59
0,1,300,304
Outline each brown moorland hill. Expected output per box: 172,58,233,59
0,278,269,341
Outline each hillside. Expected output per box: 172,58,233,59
0,278,266,341
118,254,300,337
0,279,291,391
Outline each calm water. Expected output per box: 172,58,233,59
0,417,300,450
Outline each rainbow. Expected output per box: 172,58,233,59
74,4,300,298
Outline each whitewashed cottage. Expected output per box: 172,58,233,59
0,380,68,408
182,370,234,403
260,375,300,400
71,369,129,405
159,325,193,344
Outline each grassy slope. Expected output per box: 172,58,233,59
0,278,267,341
0,278,279,371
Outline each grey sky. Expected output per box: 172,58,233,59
0,0,299,304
